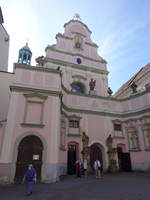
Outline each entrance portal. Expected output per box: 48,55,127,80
117,147,132,172
15,135,43,182
90,143,103,171
67,143,78,174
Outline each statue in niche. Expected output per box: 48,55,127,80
130,81,137,93
89,78,96,91
130,133,138,149
75,35,82,48
107,87,113,96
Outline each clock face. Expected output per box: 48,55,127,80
76,58,81,64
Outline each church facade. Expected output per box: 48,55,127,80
0,18,150,183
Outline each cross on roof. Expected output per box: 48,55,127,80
73,13,81,21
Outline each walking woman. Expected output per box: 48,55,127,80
22,164,37,196
94,159,101,179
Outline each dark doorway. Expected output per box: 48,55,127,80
67,144,76,174
117,147,123,171
121,153,132,171
90,144,103,172
15,135,43,182
117,147,132,172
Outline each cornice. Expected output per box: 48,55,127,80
21,123,45,128
62,84,150,103
64,20,92,34
14,63,61,74
72,74,87,80
10,85,61,96
85,41,98,48
45,45,107,64
68,134,81,137
117,90,148,101
56,33,73,40
45,57,108,75
24,92,48,100
62,102,150,118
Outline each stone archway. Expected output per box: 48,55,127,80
10,132,47,183
14,135,43,182
90,143,105,172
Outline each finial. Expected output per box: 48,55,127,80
73,13,81,21
26,38,29,46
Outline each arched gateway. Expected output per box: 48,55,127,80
15,135,43,182
90,143,104,171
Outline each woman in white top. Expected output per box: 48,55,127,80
94,159,101,179
82,159,88,177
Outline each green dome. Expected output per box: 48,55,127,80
19,43,32,54
18,43,32,65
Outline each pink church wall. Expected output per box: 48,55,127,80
130,98,140,110
0,123,6,156
7,93,55,163
45,74,54,87
131,151,150,164
87,115,105,142
26,102,42,124
33,72,43,86
59,150,67,163
122,101,129,112
21,71,31,84
142,94,149,106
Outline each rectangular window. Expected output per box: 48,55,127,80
69,120,79,128
114,123,122,131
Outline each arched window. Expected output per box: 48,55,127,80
71,82,85,94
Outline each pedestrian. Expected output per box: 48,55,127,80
22,164,37,196
82,157,88,178
94,159,101,179
75,159,81,178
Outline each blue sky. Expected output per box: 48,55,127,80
1,0,150,92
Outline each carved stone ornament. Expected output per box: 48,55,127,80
35,56,46,66
106,134,118,172
89,78,96,91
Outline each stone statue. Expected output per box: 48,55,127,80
130,81,137,93
89,78,96,91
73,13,81,21
106,134,113,151
107,87,113,96
35,56,45,66
82,132,89,148
81,132,90,170
106,134,117,172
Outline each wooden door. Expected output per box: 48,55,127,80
67,144,76,174
15,135,43,182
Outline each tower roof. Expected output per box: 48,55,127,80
19,43,32,54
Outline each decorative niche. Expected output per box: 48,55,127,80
142,124,150,151
74,35,83,49
127,127,140,151
21,93,48,128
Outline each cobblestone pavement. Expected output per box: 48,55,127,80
0,172,150,200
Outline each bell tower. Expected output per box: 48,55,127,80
18,43,32,65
